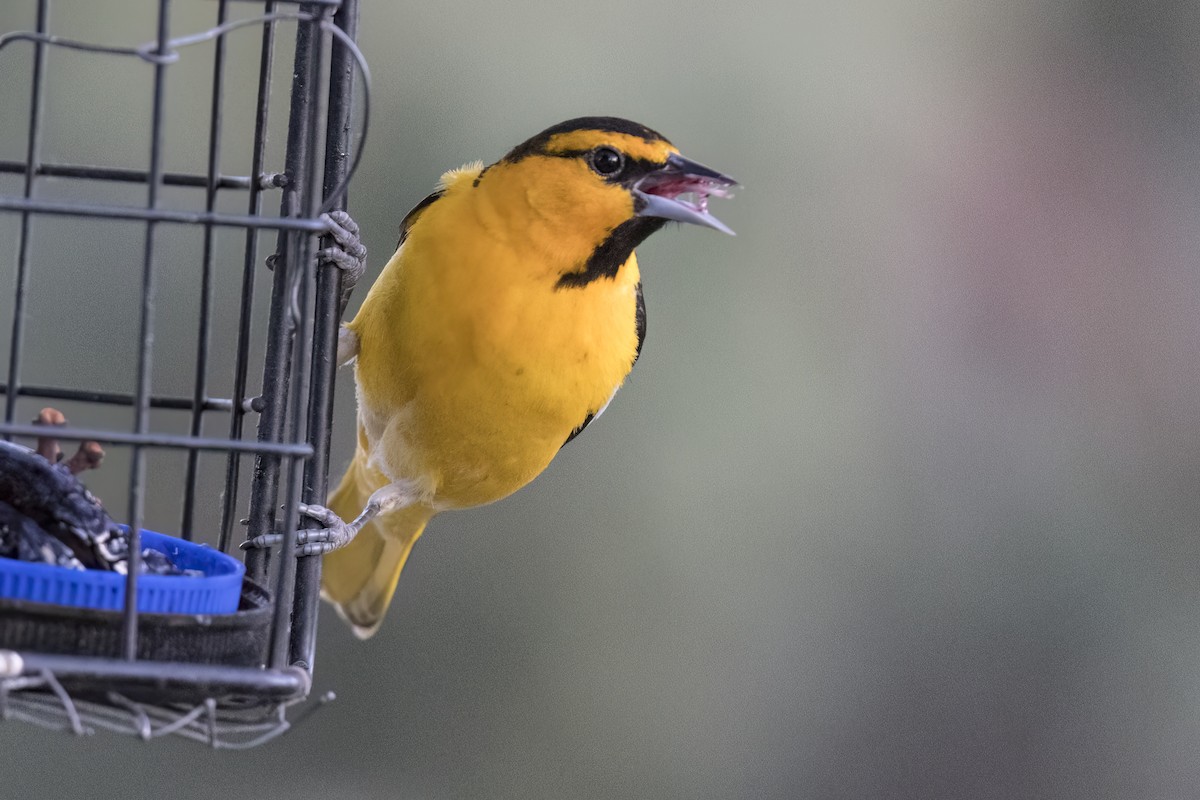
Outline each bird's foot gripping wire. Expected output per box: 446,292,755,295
241,503,364,557
318,210,368,316
318,210,367,283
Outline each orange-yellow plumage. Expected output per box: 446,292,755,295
312,118,735,636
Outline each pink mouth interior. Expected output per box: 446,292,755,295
642,176,734,214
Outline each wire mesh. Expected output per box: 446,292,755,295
0,0,366,745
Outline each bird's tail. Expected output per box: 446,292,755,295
320,428,433,639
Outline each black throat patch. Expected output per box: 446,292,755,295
557,216,666,288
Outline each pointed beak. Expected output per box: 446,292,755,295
633,152,738,235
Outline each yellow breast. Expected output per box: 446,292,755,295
348,166,640,510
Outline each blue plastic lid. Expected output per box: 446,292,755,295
0,530,244,615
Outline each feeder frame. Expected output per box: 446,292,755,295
0,0,367,746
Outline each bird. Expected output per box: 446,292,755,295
247,117,736,637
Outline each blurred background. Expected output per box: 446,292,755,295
2,0,1200,798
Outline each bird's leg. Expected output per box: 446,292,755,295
336,325,359,366
242,483,412,557
317,210,368,318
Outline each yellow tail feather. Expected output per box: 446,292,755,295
320,435,433,639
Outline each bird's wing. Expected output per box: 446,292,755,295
634,279,647,367
395,189,445,250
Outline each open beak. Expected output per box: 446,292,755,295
633,152,738,235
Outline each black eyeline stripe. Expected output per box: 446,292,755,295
542,149,664,188
557,216,665,288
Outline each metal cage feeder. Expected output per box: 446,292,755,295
0,0,367,747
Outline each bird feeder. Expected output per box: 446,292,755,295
0,0,367,747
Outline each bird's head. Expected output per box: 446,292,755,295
475,117,736,285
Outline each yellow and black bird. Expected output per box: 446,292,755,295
250,117,735,637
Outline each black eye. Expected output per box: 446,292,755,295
590,147,625,176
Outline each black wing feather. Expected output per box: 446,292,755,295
396,189,444,250
633,279,647,367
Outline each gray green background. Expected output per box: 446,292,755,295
2,1,1199,798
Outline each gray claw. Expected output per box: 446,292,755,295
316,246,363,271
299,541,338,557
240,532,281,550
324,209,360,238
240,503,358,556
319,212,367,262
319,211,367,315
298,502,341,528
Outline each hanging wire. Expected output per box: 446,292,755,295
0,10,371,213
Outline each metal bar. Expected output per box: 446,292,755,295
0,421,312,455
0,160,256,190
0,382,235,412
290,0,358,670
218,1,278,556
0,197,328,231
269,7,328,669
244,5,319,585
4,0,49,432
182,0,231,541
15,653,310,703
123,0,174,661
219,0,342,5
